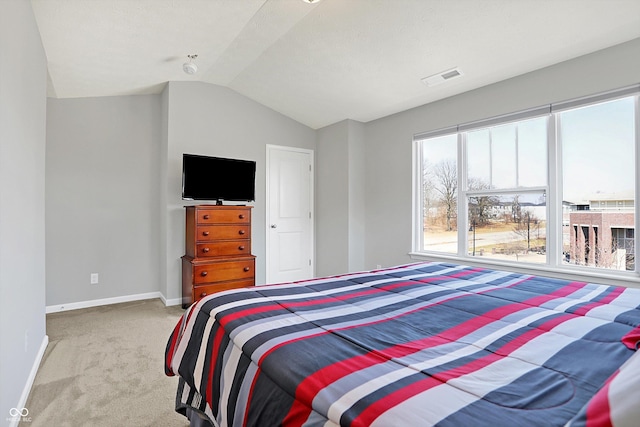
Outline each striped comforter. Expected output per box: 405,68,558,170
165,262,640,427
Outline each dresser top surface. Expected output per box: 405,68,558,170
185,205,253,209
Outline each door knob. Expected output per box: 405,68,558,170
271,224,277,228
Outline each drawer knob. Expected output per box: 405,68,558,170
200,292,207,298
202,247,210,253
202,231,210,236
239,214,245,219
200,271,208,277
238,230,246,235
243,267,250,272
238,245,245,251
203,214,210,220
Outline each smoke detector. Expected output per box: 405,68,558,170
421,67,464,87
183,54,198,75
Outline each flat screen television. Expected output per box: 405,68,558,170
182,154,256,203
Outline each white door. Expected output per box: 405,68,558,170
266,145,314,284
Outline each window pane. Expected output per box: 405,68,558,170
561,97,636,271
466,117,547,190
421,134,458,253
517,118,548,187
467,130,491,188
491,124,517,188
468,192,546,264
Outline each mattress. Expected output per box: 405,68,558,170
165,262,640,426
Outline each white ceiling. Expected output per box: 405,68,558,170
31,0,640,129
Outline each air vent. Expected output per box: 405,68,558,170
421,67,464,87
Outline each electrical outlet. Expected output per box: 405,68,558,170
90,273,99,285
376,264,382,269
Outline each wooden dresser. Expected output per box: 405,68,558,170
181,205,255,308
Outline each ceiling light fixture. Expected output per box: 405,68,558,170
183,54,198,75
301,0,322,4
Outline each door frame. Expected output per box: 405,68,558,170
265,144,315,284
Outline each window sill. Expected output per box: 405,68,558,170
408,251,640,289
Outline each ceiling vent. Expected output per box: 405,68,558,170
421,67,464,87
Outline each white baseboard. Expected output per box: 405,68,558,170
9,335,49,427
45,291,164,314
160,294,183,307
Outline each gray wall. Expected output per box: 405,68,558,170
363,37,640,270
316,119,365,276
0,0,47,419
159,87,170,300
46,95,161,306
317,121,349,275
44,81,316,307
347,120,366,272
162,82,316,300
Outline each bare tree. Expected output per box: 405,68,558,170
422,160,436,227
468,178,498,226
511,195,522,224
433,159,457,231
512,210,539,253
591,234,634,271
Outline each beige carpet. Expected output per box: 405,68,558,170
22,299,189,426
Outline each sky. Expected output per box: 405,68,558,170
560,96,635,203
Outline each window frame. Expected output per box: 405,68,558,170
412,85,640,285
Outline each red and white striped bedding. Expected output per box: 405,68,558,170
165,262,640,426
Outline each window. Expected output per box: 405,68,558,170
464,116,548,264
419,134,458,253
612,228,635,271
414,86,638,278
467,192,547,264
560,97,636,272
466,118,547,190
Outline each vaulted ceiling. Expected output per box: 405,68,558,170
31,0,640,129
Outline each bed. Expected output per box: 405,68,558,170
165,261,640,426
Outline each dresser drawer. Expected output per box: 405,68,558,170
196,241,251,257
196,225,250,241
192,280,254,302
193,259,255,284
197,208,250,225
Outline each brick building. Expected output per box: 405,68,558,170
568,199,635,270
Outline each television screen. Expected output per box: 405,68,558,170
182,154,256,202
